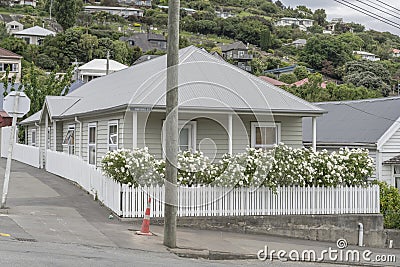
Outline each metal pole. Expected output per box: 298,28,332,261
49,0,53,20
106,50,110,75
1,92,20,209
163,0,180,248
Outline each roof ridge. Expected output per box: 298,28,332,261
314,96,400,105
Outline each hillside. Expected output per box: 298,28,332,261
1,0,400,102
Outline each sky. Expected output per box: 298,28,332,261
279,0,400,35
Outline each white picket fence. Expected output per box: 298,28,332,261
121,184,380,218
0,131,381,218
1,127,41,168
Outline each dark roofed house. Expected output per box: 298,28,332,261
120,33,167,53
219,41,253,72
303,97,400,187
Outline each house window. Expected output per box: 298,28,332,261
31,129,36,147
238,50,244,57
108,120,118,151
88,123,97,165
47,126,51,149
63,125,75,154
0,63,18,72
23,37,30,44
251,122,281,149
162,121,197,154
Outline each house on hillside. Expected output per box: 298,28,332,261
258,76,288,87
0,47,22,83
11,0,37,6
83,6,144,17
117,0,152,7
76,59,128,83
353,50,380,61
219,41,253,72
264,65,314,78
275,18,314,31
13,26,55,45
392,49,400,58
5,20,23,34
120,33,167,52
303,97,400,186
20,46,324,169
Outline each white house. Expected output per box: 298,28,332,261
83,6,144,17
0,47,22,83
77,59,128,83
117,0,151,6
13,26,55,45
353,50,380,61
303,97,400,187
5,21,23,34
275,18,314,31
21,46,324,169
11,0,37,6
392,49,400,58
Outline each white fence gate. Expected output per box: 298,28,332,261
1,126,40,168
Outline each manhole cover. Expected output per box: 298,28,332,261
14,237,37,242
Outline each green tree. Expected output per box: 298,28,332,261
259,29,272,51
279,73,297,84
312,9,326,26
343,60,391,96
293,66,309,80
53,0,83,30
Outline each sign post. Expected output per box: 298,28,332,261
1,91,30,209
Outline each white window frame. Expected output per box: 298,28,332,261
88,122,97,165
162,120,197,155
251,122,281,149
31,129,36,147
108,120,119,151
63,124,75,155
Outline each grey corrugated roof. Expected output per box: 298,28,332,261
20,110,40,125
220,41,247,52
303,97,400,145
13,26,55,37
45,96,80,119
59,46,323,117
21,46,323,123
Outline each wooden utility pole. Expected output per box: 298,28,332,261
163,0,180,248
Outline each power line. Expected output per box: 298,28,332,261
363,0,400,17
357,0,400,20
376,0,400,13
333,0,400,30
338,0,400,28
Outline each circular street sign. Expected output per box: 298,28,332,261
3,91,31,118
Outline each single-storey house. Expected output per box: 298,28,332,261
76,58,128,83
13,26,56,45
303,97,400,186
5,20,23,34
20,46,324,169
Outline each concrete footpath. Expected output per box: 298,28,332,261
0,159,399,266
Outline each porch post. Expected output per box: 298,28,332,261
228,114,233,155
52,120,56,151
132,111,138,149
44,113,48,168
312,117,317,151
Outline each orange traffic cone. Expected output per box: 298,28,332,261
136,197,153,236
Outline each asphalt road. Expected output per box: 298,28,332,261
0,237,352,267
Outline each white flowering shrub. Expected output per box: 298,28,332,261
214,148,274,188
269,144,374,187
101,145,374,188
101,148,163,187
